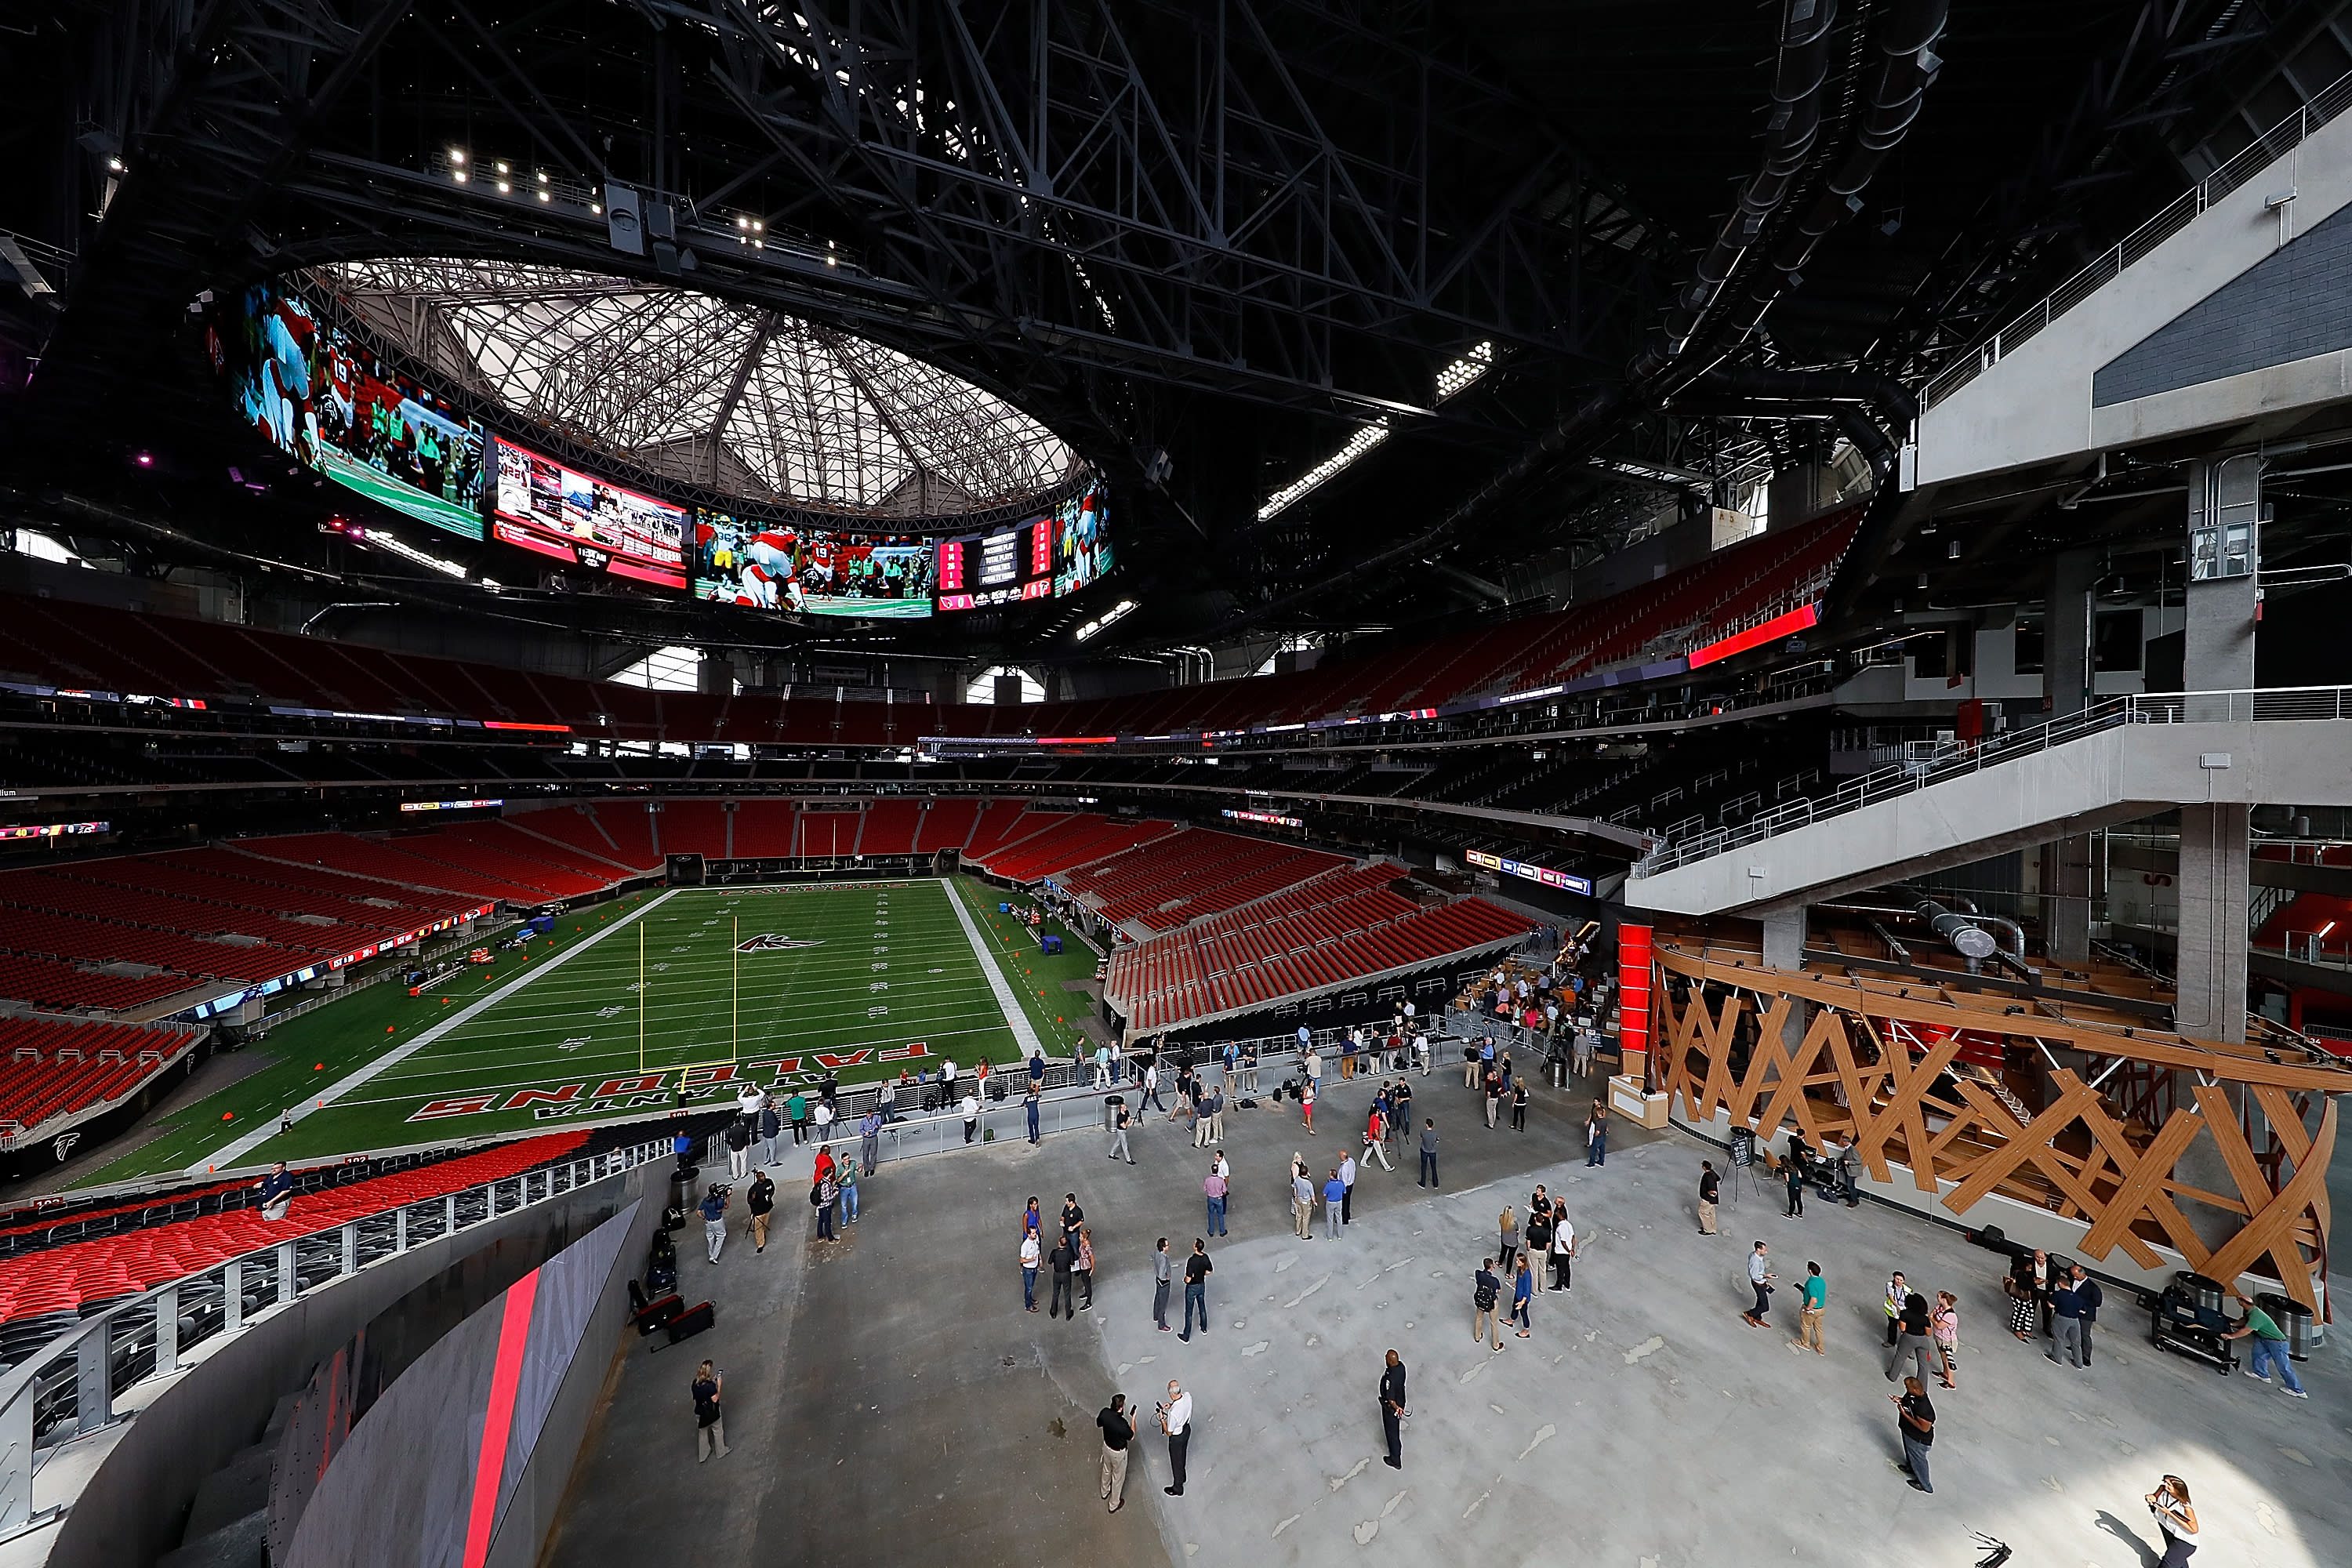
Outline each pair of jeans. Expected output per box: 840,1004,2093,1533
1419,1152,1438,1186
1153,1276,1170,1327
1206,1196,1226,1236
1325,1199,1342,1239
839,1186,858,1225
2249,1335,2306,1392
1027,1102,1040,1142
1900,1433,1932,1491
1587,1131,1606,1167
1181,1281,1207,1338
815,1205,834,1240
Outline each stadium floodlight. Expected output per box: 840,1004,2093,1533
1073,599,1138,641
1256,340,1493,522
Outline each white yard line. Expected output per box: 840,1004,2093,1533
187,889,681,1174
943,877,1044,1060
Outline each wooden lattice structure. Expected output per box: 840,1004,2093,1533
1651,942,2347,1308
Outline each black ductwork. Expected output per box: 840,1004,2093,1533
1630,0,1838,383
1719,0,1950,347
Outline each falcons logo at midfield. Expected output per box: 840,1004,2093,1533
736,933,825,953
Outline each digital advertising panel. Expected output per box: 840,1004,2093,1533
223,280,488,541
691,514,933,619
490,437,688,588
935,512,1054,612
1054,481,1112,596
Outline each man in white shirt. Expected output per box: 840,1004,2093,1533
1339,1152,1359,1225
960,1091,981,1144
1415,1033,1431,1076
1159,1380,1193,1497
1304,1047,1322,1095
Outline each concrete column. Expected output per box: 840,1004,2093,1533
1759,904,1806,970
2175,802,2251,1044
2041,549,2099,964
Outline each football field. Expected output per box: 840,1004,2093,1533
187,877,1075,1171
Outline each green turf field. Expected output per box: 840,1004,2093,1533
64,876,1117,1186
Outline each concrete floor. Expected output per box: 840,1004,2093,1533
549,1067,2350,1568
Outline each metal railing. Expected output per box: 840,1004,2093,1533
1922,68,2352,411
1632,685,2352,877
0,1134,676,1541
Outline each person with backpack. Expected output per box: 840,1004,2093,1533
1472,1259,1503,1349
691,1359,728,1462
812,1168,837,1243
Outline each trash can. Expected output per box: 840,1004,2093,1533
2255,1291,2318,1359
668,1167,698,1216
1102,1093,1125,1130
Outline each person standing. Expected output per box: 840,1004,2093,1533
1109,1100,1134,1164
2071,1265,2103,1365
1483,1065,1502,1129
1206,1085,1225,1145
1524,1203,1553,1292
1886,1291,1935,1385
961,1090,981,1145
812,1095,834,1147
1893,1377,1936,1492
787,1089,809,1145
1025,1081,1041,1145
1584,1098,1609,1167
1097,1394,1135,1513
2145,1475,2199,1566
1301,1076,1317,1135
1510,1079,1530,1132
1930,1291,1959,1388
1020,1229,1041,1313
1048,1227,1077,1319
1060,1192,1085,1243
836,1156,859,1227
691,1359,728,1462
1203,1163,1228,1237
724,1116,751,1180
1304,1042,1323,1101
1392,1080,1413,1144
1497,1204,1520,1276
2223,1292,2310,1396
1742,1241,1774,1327
1884,1270,1911,1347
1378,1350,1407,1469
1291,1160,1315,1240
1152,1237,1173,1332
1697,1161,1720,1236
1023,1196,1043,1241
1550,1203,1576,1292
746,1169,775,1254
1076,1226,1097,1312
1797,1261,1826,1355
1180,1240,1212,1341
859,1108,880,1176
1323,1169,1345,1240
813,1167,837,1242
1142,1060,1164,1113
699,1182,730,1265
1784,1156,1805,1218
2024,1248,2056,1335
1511,1254,1535,1339
1159,1380,1193,1497
1472,1259,1503,1350
758,1094,782,1167
2049,1272,2086,1369
1339,1152,1358,1224
1419,1119,1439,1188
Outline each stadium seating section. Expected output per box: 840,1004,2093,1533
794,808,862,858
857,800,924,855
0,506,1860,744
0,1019,199,1139
508,805,660,872
976,815,1179,884
0,1132,585,1327
1053,828,1349,935
1107,862,1530,1032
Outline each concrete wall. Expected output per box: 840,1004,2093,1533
1918,105,2352,485
45,1161,659,1568
1628,716,2352,916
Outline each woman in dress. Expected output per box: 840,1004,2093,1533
1497,1205,1520,1276
1930,1290,1960,1389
